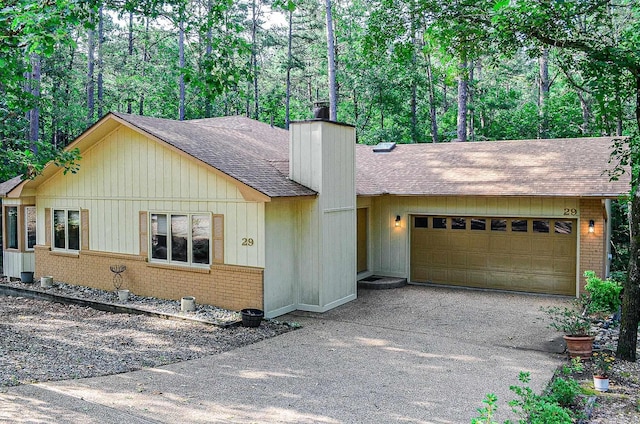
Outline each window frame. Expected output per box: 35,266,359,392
52,208,81,252
149,212,212,267
24,206,36,251
5,206,18,250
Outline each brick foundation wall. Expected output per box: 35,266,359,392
579,198,606,293
34,246,263,311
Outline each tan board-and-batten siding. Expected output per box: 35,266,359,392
32,125,267,310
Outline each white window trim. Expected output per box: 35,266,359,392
24,206,36,251
149,212,211,268
52,209,81,252
5,206,18,250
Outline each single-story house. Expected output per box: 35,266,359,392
1,112,629,317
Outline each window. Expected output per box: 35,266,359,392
555,220,573,234
511,219,528,232
53,209,80,251
451,217,466,230
433,217,447,229
5,207,18,249
25,206,36,250
491,219,506,231
533,220,549,233
414,217,428,228
151,213,211,266
471,218,486,230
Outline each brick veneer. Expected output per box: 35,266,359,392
34,246,263,311
578,198,606,293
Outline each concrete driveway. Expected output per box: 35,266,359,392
0,285,567,423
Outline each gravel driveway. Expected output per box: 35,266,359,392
0,285,568,423
0,296,292,387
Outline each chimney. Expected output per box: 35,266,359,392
288,119,357,312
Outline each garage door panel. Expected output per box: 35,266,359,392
531,236,553,255
468,235,489,251
448,234,469,249
411,216,576,296
510,255,533,272
448,269,468,284
449,252,468,268
489,236,511,253
531,257,555,273
467,253,487,269
553,258,575,275
509,237,532,254
553,239,575,256
468,271,487,286
487,255,512,271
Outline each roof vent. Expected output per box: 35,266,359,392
373,142,396,153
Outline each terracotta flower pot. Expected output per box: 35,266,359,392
563,335,595,359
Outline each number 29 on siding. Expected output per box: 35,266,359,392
242,238,254,246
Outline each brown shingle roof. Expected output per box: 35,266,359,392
0,175,23,197
356,137,630,197
110,113,629,199
112,113,315,198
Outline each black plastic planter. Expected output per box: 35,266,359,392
241,308,264,327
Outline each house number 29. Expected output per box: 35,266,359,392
563,208,577,216
242,238,254,246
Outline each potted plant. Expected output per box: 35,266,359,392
543,295,595,358
591,351,615,392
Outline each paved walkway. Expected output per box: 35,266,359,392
0,285,567,423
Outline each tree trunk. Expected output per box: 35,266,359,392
577,90,590,135
456,59,468,142
425,53,438,143
538,48,550,138
251,0,259,120
325,0,337,121
285,8,293,129
205,0,213,118
179,19,185,121
127,11,133,114
617,72,640,362
619,188,640,361
467,61,475,142
97,4,104,118
29,54,41,152
87,25,95,125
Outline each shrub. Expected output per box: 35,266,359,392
583,271,623,315
471,372,576,424
545,376,582,407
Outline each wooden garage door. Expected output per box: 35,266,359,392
411,216,576,295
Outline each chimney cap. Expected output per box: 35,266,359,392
313,101,330,120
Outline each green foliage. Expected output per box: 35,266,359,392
507,372,575,424
542,298,592,336
584,271,623,315
591,351,615,378
471,393,499,424
471,372,577,424
544,376,581,408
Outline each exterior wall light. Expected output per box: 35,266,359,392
395,215,401,227
589,220,595,233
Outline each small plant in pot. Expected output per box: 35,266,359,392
543,295,594,359
591,350,615,391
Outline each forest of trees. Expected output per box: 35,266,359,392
2,0,638,166
2,0,640,360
